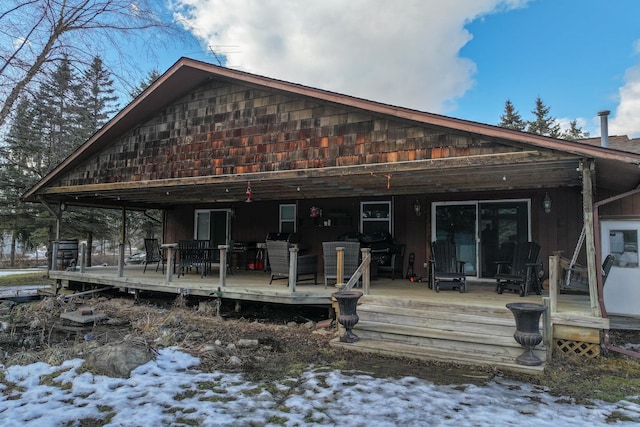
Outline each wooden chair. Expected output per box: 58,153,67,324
377,244,405,280
322,241,361,288
266,240,318,285
143,238,165,273
429,240,467,292
495,241,542,296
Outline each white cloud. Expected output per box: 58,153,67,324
171,0,528,113
609,63,640,138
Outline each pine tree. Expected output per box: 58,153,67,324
129,69,162,99
498,99,526,131
526,96,561,138
36,56,83,173
0,97,46,266
562,120,590,141
77,56,119,141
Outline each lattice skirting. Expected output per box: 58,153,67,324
556,339,601,358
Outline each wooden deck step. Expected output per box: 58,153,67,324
331,296,547,374
330,338,545,375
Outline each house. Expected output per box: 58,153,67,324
23,58,640,371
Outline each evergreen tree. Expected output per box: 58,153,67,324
36,56,83,173
526,96,561,138
0,97,48,266
77,56,119,141
129,69,161,99
498,99,526,131
562,120,590,141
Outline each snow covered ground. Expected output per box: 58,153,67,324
1,347,639,426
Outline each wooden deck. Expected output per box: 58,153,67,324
48,264,604,326
48,264,608,374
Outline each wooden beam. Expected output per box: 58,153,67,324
582,160,600,317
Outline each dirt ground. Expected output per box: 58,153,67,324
2,290,640,407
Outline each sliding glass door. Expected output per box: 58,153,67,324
195,209,232,261
432,200,530,279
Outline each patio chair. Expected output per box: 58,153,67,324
429,240,467,293
323,241,361,288
177,240,209,278
266,240,318,285
495,241,542,296
377,244,405,280
143,238,165,274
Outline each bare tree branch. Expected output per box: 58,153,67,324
0,0,181,127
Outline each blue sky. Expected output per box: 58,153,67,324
150,0,640,138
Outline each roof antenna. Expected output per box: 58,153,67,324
208,46,224,66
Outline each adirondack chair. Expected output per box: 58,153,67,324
323,241,361,288
495,241,542,296
266,240,318,285
429,240,467,293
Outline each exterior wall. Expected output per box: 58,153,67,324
162,188,583,280
57,81,516,189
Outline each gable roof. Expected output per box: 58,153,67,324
23,57,640,208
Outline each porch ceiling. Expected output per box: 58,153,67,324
41,152,585,210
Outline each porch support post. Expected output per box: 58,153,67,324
118,207,126,278
288,247,298,292
581,159,600,316
218,245,228,288
80,242,86,273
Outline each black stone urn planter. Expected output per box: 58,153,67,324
506,302,548,366
332,291,363,343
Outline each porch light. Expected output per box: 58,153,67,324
414,198,421,217
245,182,253,202
543,193,552,214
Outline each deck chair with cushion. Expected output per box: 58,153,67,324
495,241,542,296
429,240,467,293
323,241,361,288
266,240,318,285
143,238,165,273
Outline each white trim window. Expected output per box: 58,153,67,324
280,204,296,233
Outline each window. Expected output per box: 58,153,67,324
361,201,391,234
280,204,296,233
609,229,639,268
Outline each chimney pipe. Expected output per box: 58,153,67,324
598,110,610,148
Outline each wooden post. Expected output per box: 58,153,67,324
335,247,345,291
582,160,601,317
288,247,298,292
80,242,86,273
542,296,553,361
549,254,559,313
218,245,228,288
162,244,177,283
118,244,125,277
361,248,371,295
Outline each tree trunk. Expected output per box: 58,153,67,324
10,235,16,268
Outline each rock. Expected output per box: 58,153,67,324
83,343,152,378
214,339,222,346
227,355,242,366
303,321,316,330
236,339,259,348
226,343,236,350
286,321,298,328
